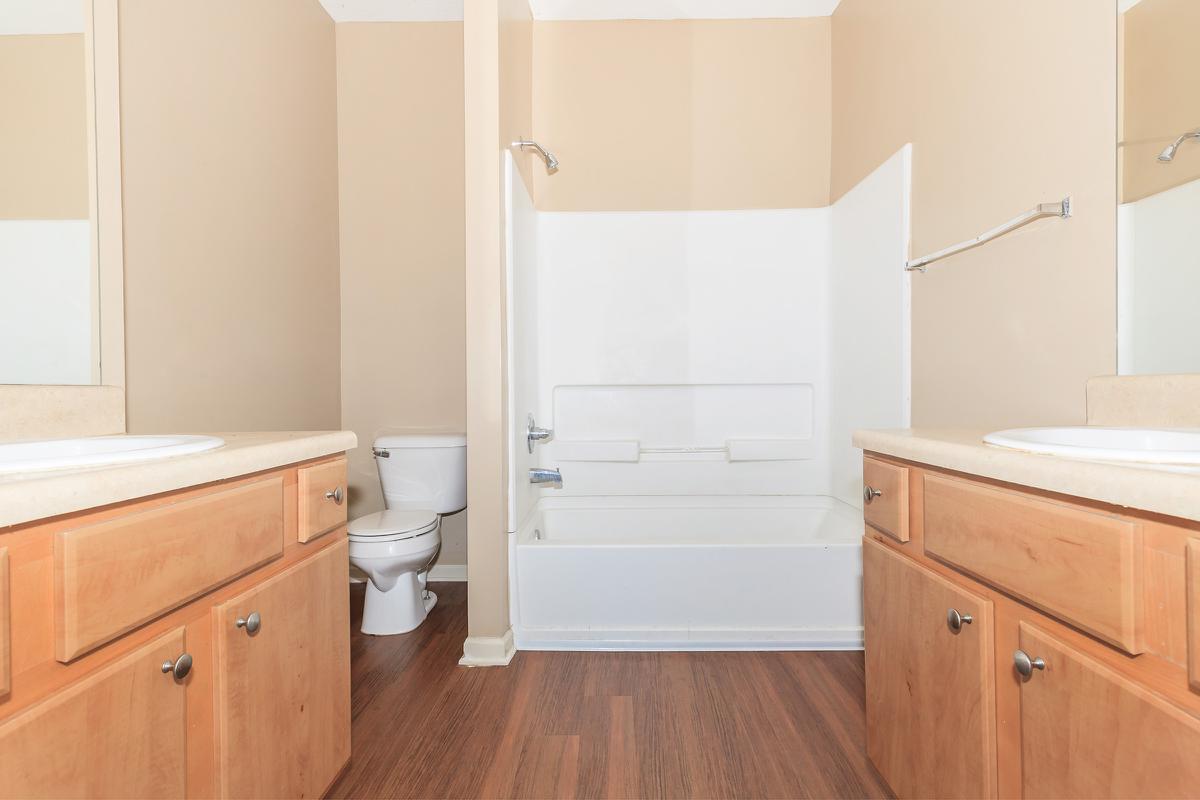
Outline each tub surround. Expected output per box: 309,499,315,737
0,430,357,530
853,428,1200,523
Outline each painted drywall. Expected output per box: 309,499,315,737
506,154,539,531
1117,177,1200,374
531,18,831,211
0,34,88,219
1121,0,1200,203
335,21,467,568
831,0,1116,428
463,0,514,651
829,146,911,509
120,0,341,433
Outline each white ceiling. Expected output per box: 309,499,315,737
528,0,841,20
0,0,85,35
316,0,841,23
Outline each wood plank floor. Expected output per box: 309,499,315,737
328,582,893,800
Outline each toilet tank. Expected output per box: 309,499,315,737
374,434,466,513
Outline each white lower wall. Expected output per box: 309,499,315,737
0,219,93,385
1118,176,1200,375
829,146,912,508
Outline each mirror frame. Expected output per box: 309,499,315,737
85,0,125,389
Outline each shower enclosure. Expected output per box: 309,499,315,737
505,146,912,650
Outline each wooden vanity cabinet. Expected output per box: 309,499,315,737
0,454,351,800
863,538,996,800
214,538,350,799
862,454,1200,800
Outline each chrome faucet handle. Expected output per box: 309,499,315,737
527,414,553,454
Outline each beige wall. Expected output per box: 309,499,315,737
0,34,89,219
832,0,1116,428
531,18,831,211
120,0,341,433
335,22,467,567
1121,0,1200,203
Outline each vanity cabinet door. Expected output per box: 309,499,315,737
213,539,350,799
1017,622,1200,799
864,538,997,799
0,627,188,799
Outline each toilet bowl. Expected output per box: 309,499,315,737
349,509,441,635
348,433,466,635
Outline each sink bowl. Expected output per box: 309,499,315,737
983,427,1200,465
0,434,225,474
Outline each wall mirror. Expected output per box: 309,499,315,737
0,0,123,386
1118,0,1200,374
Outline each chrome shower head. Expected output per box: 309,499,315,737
514,139,559,174
1158,129,1200,162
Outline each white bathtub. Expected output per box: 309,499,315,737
511,495,864,651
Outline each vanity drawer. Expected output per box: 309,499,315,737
55,477,285,661
862,456,909,543
923,473,1142,653
297,457,347,543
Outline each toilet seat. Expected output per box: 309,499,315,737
348,509,439,542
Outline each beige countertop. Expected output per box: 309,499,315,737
0,430,357,530
853,428,1200,524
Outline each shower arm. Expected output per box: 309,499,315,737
513,139,559,172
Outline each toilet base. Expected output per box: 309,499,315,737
361,571,432,636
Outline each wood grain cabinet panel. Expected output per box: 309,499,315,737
296,458,347,543
1018,622,1200,799
862,456,909,542
0,627,188,799
864,537,997,799
214,538,350,799
1188,539,1200,693
0,547,9,698
55,477,285,661
923,474,1142,653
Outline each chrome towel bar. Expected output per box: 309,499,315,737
905,196,1071,272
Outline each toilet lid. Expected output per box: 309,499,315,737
348,509,438,539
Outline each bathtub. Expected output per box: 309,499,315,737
511,495,864,651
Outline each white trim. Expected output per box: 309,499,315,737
515,626,863,652
0,0,85,35
459,629,516,666
528,0,840,21
429,563,468,581
317,0,463,22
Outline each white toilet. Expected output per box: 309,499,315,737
348,433,466,635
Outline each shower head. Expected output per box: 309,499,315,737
1158,129,1200,162
514,139,559,174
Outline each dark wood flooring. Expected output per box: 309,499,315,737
328,582,893,800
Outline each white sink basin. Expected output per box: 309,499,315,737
983,427,1200,465
0,434,225,474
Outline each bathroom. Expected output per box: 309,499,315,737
1,0,1199,797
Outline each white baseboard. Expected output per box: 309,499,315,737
459,628,516,667
429,563,467,581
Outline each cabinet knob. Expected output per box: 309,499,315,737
325,486,344,505
863,485,882,504
236,611,262,635
1014,649,1046,679
161,652,193,681
946,608,974,633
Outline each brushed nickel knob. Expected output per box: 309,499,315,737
325,487,344,504
947,608,974,633
236,611,261,635
1014,649,1046,679
161,653,193,681
863,485,882,504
